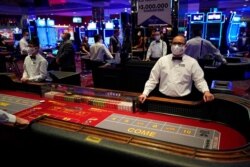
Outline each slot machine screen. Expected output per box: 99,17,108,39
47,19,55,26
37,19,46,27
37,27,48,48
73,17,82,23
86,30,98,45
190,13,204,22
207,12,222,22
104,29,114,46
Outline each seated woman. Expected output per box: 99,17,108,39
132,30,147,51
80,36,90,56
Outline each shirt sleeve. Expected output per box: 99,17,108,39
142,60,161,96
22,58,28,79
20,40,28,55
29,59,48,82
191,60,210,93
146,42,153,60
0,109,16,123
163,41,167,55
208,41,226,63
103,45,114,59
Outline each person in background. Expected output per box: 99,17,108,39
90,34,113,63
56,32,76,72
132,30,147,50
19,30,29,58
185,29,227,64
89,34,114,87
139,35,214,103
80,36,90,56
21,37,48,82
109,29,121,54
0,109,29,126
145,31,167,61
161,28,171,54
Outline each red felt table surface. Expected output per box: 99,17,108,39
1,90,247,150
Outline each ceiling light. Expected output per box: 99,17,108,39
243,4,247,7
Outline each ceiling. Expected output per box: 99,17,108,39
0,0,249,20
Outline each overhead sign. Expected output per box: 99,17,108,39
137,0,171,26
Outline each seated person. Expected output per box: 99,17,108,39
21,37,48,82
0,109,29,126
80,36,90,56
89,34,114,87
185,28,227,65
90,34,114,64
139,35,214,103
132,30,147,50
145,31,167,61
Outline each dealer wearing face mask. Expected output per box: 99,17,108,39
139,35,214,103
21,37,48,83
145,31,167,61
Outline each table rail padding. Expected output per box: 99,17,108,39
30,116,250,166
146,96,203,106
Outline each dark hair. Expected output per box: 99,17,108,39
29,36,40,47
22,30,29,36
64,32,71,40
94,34,102,43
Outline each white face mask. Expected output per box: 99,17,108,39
27,47,37,56
154,35,160,41
171,44,185,56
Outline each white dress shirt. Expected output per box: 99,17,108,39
0,109,16,123
22,53,48,82
185,36,226,63
142,54,209,97
90,42,113,62
146,40,167,59
19,37,29,55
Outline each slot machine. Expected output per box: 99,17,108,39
227,12,241,46
103,21,114,47
36,18,48,49
86,22,98,45
46,19,57,48
206,12,225,48
187,13,206,39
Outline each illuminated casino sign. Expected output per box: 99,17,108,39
190,13,205,23
207,12,223,22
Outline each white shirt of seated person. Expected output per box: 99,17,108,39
21,45,48,82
